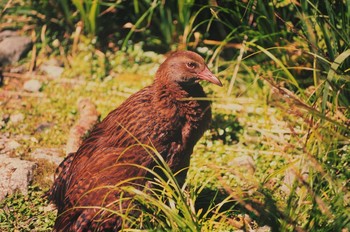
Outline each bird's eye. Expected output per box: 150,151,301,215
186,62,197,69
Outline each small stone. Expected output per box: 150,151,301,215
23,79,42,92
30,137,38,143
40,64,64,79
0,30,18,40
52,39,60,48
35,122,54,133
9,113,24,124
30,148,64,166
7,140,21,150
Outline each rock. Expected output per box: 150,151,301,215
30,148,64,166
0,30,18,40
0,155,37,201
7,140,21,150
0,136,21,155
0,31,32,65
9,113,25,124
40,65,64,79
39,59,64,79
35,122,55,133
23,79,42,92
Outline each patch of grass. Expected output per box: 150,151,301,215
1,1,349,230
0,186,56,231
31,159,58,189
194,1,350,231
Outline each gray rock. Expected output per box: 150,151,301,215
30,148,64,166
23,79,42,92
0,155,37,201
40,64,64,79
35,122,55,133
7,140,21,150
9,113,25,124
0,35,32,65
0,136,21,155
0,30,18,40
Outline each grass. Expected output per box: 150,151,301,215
1,0,350,231
1,42,349,231
0,186,56,230
0,44,259,231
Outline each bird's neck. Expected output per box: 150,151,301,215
153,79,205,101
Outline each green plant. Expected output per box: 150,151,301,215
1,1,350,231
104,143,241,231
209,112,242,144
0,186,56,231
122,0,206,51
190,1,350,231
296,0,350,112
60,0,100,37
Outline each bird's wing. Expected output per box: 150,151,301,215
63,145,155,208
53,145,156,231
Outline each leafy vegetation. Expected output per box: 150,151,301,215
0,0,349,231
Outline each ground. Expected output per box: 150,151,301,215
0,48,348,231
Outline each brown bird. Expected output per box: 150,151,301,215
48,50,222,231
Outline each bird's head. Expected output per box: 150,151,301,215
156,51,222,87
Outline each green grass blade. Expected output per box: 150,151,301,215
121,0,159,50
322,49,350,113
88,0,100,36
246,41,301,91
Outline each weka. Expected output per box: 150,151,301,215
48,51,222,231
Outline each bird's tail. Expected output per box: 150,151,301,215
45,152,75,205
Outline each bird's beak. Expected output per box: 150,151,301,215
197,66,223,87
